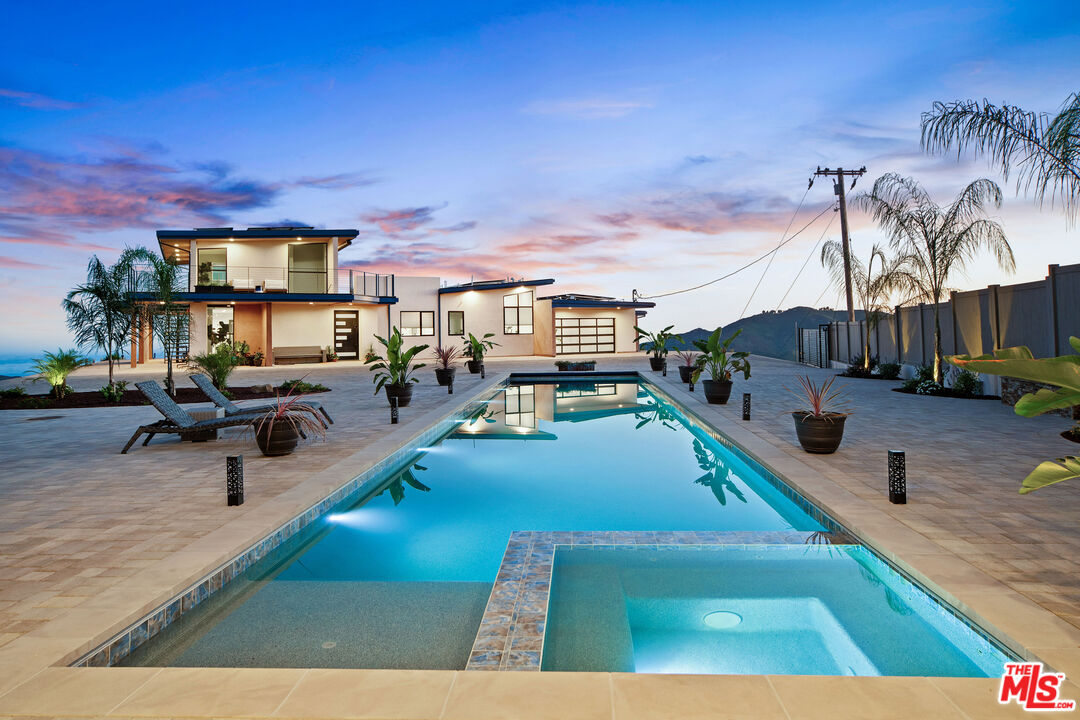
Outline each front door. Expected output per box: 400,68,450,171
334,310,359,359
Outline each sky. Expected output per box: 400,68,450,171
2,0,1079,355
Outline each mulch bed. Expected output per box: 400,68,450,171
891,387,1001,401
0,385,329,411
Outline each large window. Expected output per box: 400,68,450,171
447,310,465,336
503,291,533,335
400,310,434,336
504,385,535,428
197,248,228,286
207,305,234,349
288,243,328,293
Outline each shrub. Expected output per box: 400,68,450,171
0,387,27,399
32,349,93,398
902,365,934,392
99,380,129,404
280,379,330,393
877,362,901,380
19,396,52,409
951,368,981,397
916,380,944,395
188,344,240,390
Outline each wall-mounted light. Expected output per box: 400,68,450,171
228,238,235,242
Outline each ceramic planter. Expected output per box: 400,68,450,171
435,368,456,386
466,360,483,374
678,365,693,383
702,379,733,404
649,357,666,371
255,419,301,456
792,412,847,454
384,383,414,407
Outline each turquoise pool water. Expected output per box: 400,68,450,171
542,545,1008,676
120,379,1009,675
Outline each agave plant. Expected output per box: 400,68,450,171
32,349,93,398
948,337,1080,493
787,375,852,418
367,327,429,393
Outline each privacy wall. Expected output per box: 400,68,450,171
826,263,1080,366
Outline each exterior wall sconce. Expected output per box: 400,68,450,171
889,450,907,504
742,393,751,421
226,455,244,506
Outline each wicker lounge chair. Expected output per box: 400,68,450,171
121,381,263,454
189,374,333,428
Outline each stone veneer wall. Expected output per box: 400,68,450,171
1000,377,1080,420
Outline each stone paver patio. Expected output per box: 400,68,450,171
0,353,1078,718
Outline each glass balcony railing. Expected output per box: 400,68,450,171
129,265,394,297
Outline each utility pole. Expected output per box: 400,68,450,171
812,166,866,321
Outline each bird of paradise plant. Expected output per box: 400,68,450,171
948,338,1080,493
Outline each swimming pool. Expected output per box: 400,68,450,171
118,377,1010,675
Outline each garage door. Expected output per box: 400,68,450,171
556,317,615,354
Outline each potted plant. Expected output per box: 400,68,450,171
366,327,429,407
325,345,339,362
675,350,698,384
253,389,326,456
634,325,681,371
788,375,852,454
464,332,498,373
433,345,461,386
555,359,596,371
363,344,378,363
690,327,750,404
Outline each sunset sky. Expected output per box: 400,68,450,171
2,0,1078,357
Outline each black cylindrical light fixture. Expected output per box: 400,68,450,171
662,361,667,377
448,380,454,395
390,396,399,424
688,379,694,392
226,455,244,506
888,450,907,504
742,393,751,421
481,364,486,379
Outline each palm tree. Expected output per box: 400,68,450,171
62,254,141,389
922,92,1080,220
32,349,93,398
820,240,905,373
123,247,190,395
854,174,1015,383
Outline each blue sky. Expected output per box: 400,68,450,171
2,0,1078,354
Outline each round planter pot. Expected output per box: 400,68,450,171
649,357,666,372
1062,429,1080,444
255,419,300,456
435,368,456,386
702,380,733,404
678,365,693,383
792,412,847,454
466,360,483,374
384,384,414,408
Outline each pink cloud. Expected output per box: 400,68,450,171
0,88,81,110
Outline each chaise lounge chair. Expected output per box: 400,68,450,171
121,381,265,454
189,374,334,428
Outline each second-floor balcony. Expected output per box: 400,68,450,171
131,265,395,300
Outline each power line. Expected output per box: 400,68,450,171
774,210,837,311
638,201,835,300
737,185,812,319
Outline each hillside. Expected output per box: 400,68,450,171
646,307,864,362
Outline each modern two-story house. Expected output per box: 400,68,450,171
129,226,655,366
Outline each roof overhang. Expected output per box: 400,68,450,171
439,278,555,295
155,228,359,264
539,294,655,309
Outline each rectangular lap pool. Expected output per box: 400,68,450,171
118,377,1011,676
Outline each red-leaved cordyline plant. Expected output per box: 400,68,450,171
433,345,462,370
253,374,326,442
676,350,699,368
787,375,853,419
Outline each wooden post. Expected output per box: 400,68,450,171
264,303,274,366
130,309,138,368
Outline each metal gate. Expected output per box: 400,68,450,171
556,317,615,354
797,324,830,368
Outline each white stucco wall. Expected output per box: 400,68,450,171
271,304,335,351
440,286,539,357
391,276,441,357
